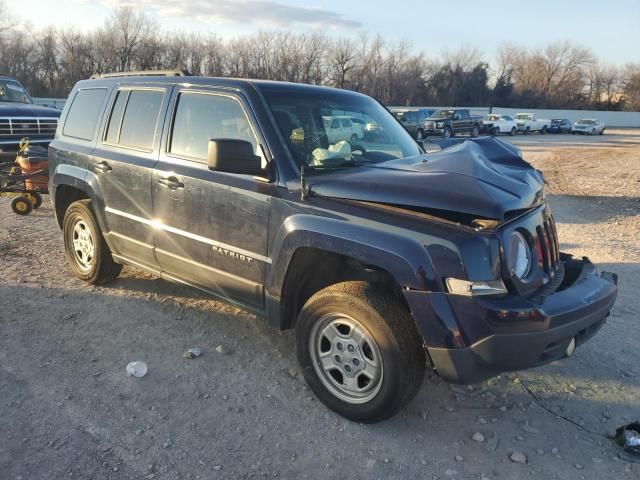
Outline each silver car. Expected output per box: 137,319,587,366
572,118,606,135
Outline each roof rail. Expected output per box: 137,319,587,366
90,69,192,80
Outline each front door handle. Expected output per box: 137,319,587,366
157,176,184,190
95,161,112,173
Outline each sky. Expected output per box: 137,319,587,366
13,0,640,66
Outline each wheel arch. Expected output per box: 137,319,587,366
265,215,436,331
52,165,106,232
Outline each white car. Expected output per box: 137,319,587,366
572,119,606,135
483,114,517,136
514,113,551,134
323,116,364,144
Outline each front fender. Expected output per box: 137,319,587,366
266,213,437,299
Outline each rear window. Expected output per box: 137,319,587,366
63,88,108,141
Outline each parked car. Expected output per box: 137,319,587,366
0,76,61,161
322,115,364,143
482,114,517,136
424,109,480,138
572,119,605,135
548,118,573,134
514,113,551,134
394,108,434,140
49,72,618,423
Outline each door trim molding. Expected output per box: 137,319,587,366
105,206,271,264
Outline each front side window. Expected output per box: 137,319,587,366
169,92,258,162
63,88,108,141
262,88,422,169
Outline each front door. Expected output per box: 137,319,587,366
151,88,272,309
90,86,170,272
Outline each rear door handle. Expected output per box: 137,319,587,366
157,176,184,190
95,161,112,173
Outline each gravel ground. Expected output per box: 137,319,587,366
1,130,639,480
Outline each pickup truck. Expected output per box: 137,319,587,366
514,113,550,134
49,72,618,423
0,76,60,161
423,109,480,138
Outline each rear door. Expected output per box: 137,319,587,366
90,85,170,272
151,87,272,309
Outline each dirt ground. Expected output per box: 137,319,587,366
1,129,639,480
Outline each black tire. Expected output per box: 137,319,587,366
296,281,425,423
509,126,516,136
540,126,547,134
11,196,33,216
524,126,530,135
28,192,43,209
491,127,499,136
470,125,479,138
442,126,452,139
62,199,122,284
591,128,596,136
600,128,605,135
350,134,358,144
416,129,424,141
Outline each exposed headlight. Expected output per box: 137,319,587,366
445,278,507,296
508,231,532,279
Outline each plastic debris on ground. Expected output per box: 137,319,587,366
126,361,148,377
615,423,640,459
184,347,203,359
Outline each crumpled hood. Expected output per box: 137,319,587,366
308,137,544,220
0,102,61,117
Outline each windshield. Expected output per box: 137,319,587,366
577,119,595,124
551,119,563,124
486,114,500,121
515,114,531,120
261,89,422,169
0,79,32,104
430,110,454,119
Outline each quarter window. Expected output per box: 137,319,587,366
169,92,258,162
62,88,108,141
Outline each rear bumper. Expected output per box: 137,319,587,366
405,256,618,384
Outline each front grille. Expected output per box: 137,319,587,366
536,215,560,277
0,117,58,137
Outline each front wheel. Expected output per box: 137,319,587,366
600,128,605,135
62,199,122,284
509,126,516,136
540,126,547,134
350,134,358,144
470,125,479,137
442,126,452,138
11,196,33,216
524,126,531,135
416,129,424,141
296,281,425,423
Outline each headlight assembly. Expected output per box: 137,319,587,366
508,231,532,279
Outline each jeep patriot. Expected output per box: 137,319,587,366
49,72,618,422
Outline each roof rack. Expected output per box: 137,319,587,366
90,69,192,80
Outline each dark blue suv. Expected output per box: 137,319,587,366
49,71,618,422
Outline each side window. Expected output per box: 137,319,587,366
105,90,128,144
62,88,108,141
104,89,164,150
330,119,340,129
341,119,351,128
118,90,164,150
169,92,258,162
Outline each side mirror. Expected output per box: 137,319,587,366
207,139,262,175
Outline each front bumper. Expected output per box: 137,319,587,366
405,255,618,384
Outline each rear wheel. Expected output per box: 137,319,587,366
63,199,122,284
524,126,531,135
11,196,33,216
296,281,425,423
541,126,547,134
